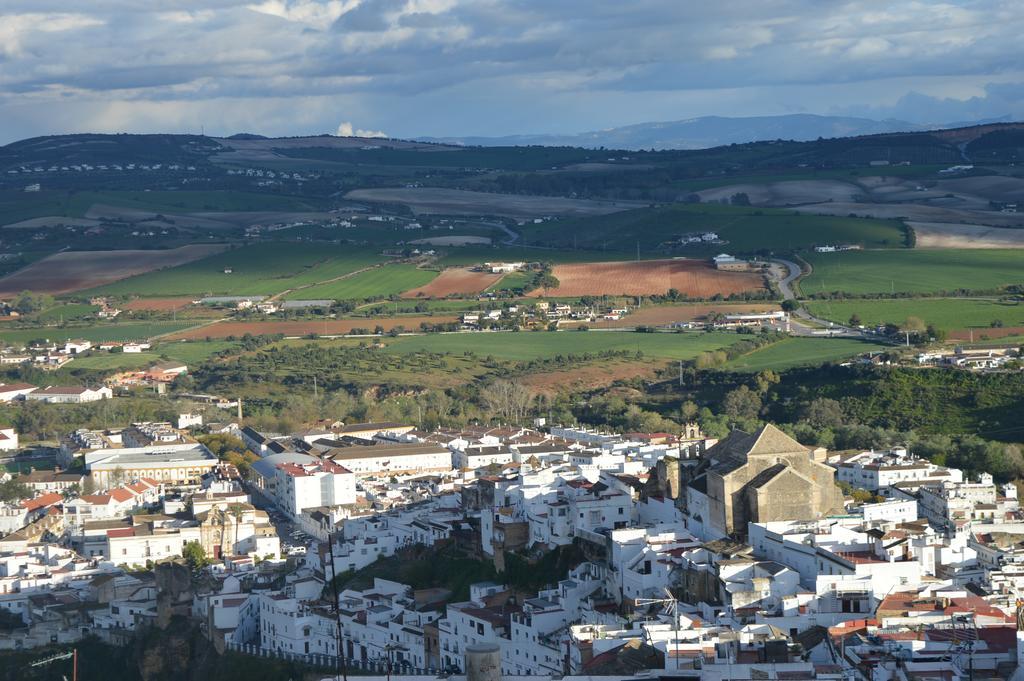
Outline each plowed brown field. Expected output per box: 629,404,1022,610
402,268,502,298
166,316,459,340
0,245,227,296
526,259,764,298
948,326,1024,341
122,297,196,311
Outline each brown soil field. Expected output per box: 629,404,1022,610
402,268,503,298
591,302,779,328
166,315,459,340
521,360,657,396
526,259,764,298
909,222,1024,249
344,187,641,219
948,326,1024,341
0,244,228,297
122,297,196,311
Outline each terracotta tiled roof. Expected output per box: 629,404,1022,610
20,492,62,511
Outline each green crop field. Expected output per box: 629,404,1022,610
521,204,906,254
0,321,197,345
374,329,739,361
806,297,1024,333
803,249,1024,295
287,264,437,301
433,246,637,267
65,352,161,370
32,303,99,323
0,189,320,225
154,340,241,364
487,271,532,292
85,242,387,296
725,337,886,371
670,165,948,192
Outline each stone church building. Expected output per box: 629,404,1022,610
685,424,844,540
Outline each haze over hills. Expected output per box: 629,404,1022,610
416,113,1014,150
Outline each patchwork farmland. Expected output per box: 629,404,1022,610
527,259,765,298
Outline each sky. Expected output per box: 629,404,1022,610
1,0,1023,143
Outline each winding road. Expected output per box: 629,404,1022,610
770,257,862,337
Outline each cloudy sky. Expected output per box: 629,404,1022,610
1,0,1022,143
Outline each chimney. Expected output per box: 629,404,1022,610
465,643,501,681
237,398,243,421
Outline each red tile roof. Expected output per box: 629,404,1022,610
106,528,135,538
20,492,62,511
109,488,134,503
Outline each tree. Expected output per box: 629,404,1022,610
480,380,534,423
0,479,31,503
848,313,862,327
722,386,762,420
780,299,798,312
801,397,845,430
679,400,699,422
730,192,751,206
12,290,54,315
536,273,560,292
902,316,927,334
182,541,209,571
753,369,780,394
197,433,247,459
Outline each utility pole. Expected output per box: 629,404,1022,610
313,375,318,398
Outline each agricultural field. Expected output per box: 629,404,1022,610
62,352,161,370
806,298,1024,334
724,337,885,372
31,303,99,323
285,264,437,301
0,321,198,345
167,316,459,340
344,187,641,219
802,249,1024,295
487,271,533,292
525,203,907,253
376,329,739,361
0,244,228,296
528,259,765,298
402,268,503,298
433,246,637,267
84,242,387,297
0,189,322,227
153,340,242,364
121,297,196,311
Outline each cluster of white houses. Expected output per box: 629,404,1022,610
9,416,1024,680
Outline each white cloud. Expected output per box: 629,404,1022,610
336,121,387,137
0,13,105,58
1,1,1023,142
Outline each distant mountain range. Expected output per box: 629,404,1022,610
416,114,1012,150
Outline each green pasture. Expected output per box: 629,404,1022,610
803,249,1024,295
806,297,1024,333
374,329,739,361
724,337,886,371
84,242,387,296
286,264,437,301
522,204,907,253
